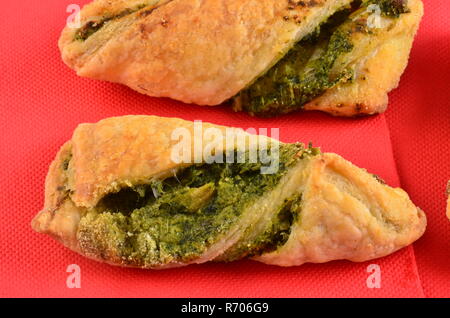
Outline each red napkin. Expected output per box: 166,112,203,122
384,0,450,298
0,0,447,297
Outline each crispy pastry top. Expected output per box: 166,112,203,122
254,152,426,265
59,0,423,117
31,115,277,263
54,116,275,209
303,0,423,116
32,116,426,268
59,0,353,105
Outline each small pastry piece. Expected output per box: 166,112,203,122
32,115,426,268
59,0,423,117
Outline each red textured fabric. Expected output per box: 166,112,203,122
0,0,446,298
384,1,450,298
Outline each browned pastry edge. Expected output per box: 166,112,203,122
32,115,426,268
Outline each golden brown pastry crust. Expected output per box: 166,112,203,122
59,0,423,116
254,153,426,265
35,116,269,209
304,0,424,116
58,0,344,104
31,115,273,262
32,115,426,268
32,142,83,253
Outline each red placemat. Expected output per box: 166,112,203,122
0,0,447,298
384,0,450,298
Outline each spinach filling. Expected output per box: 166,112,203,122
232,0,410,117
369,0,410,17
217,193,302,262
78,143,320,267
74,4,147,41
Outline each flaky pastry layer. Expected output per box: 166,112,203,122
32,115,426,268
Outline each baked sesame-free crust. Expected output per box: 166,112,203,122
59,0,423,116
254,152,426,265
32,115,426,268
303,0,424,116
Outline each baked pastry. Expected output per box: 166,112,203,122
59,0,423,117
32,115,426,268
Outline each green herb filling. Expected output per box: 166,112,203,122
77,143,320,267
74,4,147,41
233,0,409,117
